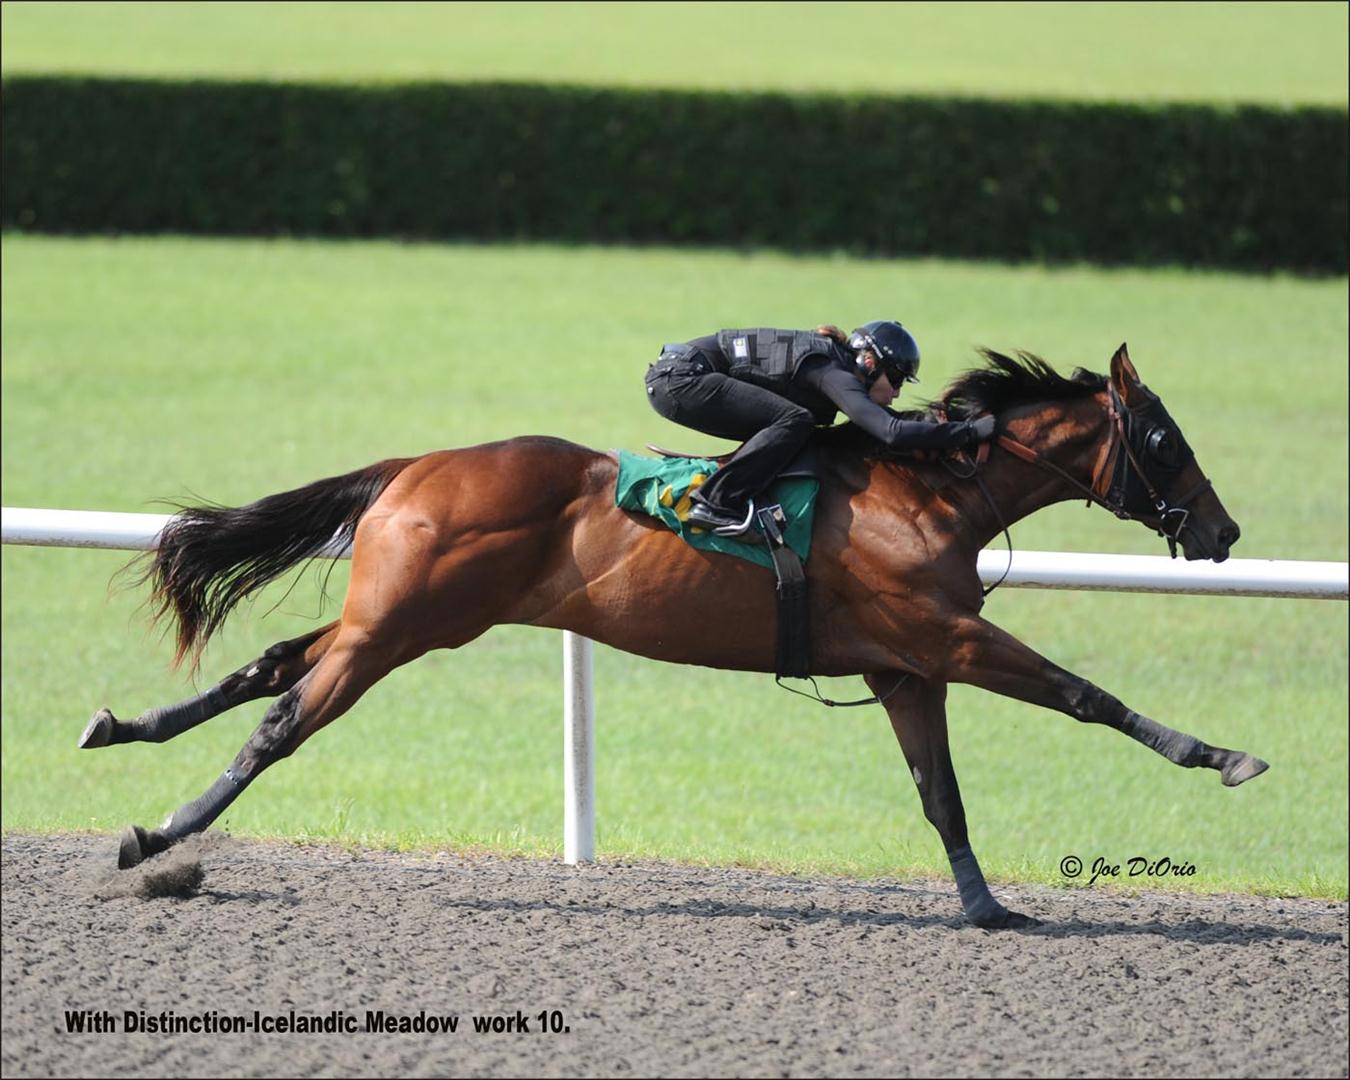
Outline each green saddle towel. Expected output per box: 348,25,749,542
614,450,818,570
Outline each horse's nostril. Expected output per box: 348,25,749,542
1219,525,1240,548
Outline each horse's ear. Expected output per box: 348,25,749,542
1110,342,1144,401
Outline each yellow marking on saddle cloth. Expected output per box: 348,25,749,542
658,473,709,532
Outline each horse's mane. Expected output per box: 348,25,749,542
939,349,1107,419
818,349,1107,457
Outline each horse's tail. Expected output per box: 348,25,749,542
140,457,416,670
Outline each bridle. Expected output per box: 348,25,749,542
994,383,1211,558
945,384,1213,593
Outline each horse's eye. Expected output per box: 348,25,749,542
1146,427,1180,467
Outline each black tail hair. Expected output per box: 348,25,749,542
135,458,413,670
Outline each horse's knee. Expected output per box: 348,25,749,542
920,789,962,839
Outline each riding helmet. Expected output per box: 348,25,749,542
849,320,920,385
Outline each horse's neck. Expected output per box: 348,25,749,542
970,398,1109,542
821,397,1107,549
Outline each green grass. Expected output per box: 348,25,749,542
2,1,1346,106
2,234,1346,899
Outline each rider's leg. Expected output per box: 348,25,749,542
691,386,813,510
655,373,814,521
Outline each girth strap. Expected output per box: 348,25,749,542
759,505,913,708
756,505,811,679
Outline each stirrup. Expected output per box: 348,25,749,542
688,499,757,537
707,502,761,534
710,500,756,537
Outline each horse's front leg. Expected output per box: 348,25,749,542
939,615,1268,786
866,673,1037,930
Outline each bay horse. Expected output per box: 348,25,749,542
84,344,1265,928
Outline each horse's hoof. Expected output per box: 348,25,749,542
971,905,1041,930
118,825,151,869
1221,753,1270,787
79,708,117,750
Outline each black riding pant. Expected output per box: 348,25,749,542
645,355,815,513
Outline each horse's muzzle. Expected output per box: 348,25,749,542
1186,521,1239,563
1212,523,1240,563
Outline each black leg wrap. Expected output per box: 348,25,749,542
119,765,253,869
1120,710,1205,767
159,766,251,842
124,686,230,744
948,844,1010,927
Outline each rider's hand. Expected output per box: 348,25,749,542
967,415,997,443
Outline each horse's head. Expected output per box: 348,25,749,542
833,345,1240,563
1103,344,1240,562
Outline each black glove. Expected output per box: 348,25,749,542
968,415,997,442
942,415,997,450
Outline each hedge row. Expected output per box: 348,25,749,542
3,76,1346,272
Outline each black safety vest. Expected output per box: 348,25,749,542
715,328,848,394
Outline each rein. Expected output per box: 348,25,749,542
937,439,1014,598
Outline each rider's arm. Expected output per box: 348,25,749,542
798,358,982,451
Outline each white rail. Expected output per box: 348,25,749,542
4,506,1347,868
4,507,1346,599
972,548,1347,600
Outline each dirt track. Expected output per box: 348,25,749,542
2,833,1346,1078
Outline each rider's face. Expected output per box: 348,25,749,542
867,370,898,406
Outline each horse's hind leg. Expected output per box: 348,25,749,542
80,621,339,750
115,462,563,868
867,672,1036,930
118,623,406,868
943,615,1268,786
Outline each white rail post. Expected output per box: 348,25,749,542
562,631,595,864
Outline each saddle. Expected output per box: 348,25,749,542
644,441,818,680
